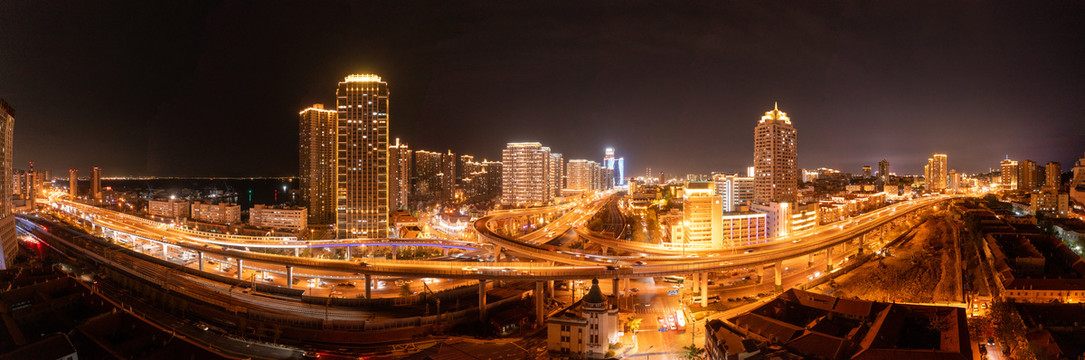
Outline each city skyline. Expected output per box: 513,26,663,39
1,2,1082,177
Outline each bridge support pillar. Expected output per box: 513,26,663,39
692,273,700,293
197,251,203,271
601,246,608,256
545,280,554,298
344,246,351,261
612,278,620,296
623,278,630,295
535,281,545,328
294,248,299,257
756,266,765,284
808,253,814,266
443,248,450,256
700,272,709,307
286,266,293,289
478,279,488,322
493,246,502,262
391,245,397,260
161,244,167,258
365,274,372,299
857,236,865,256
237,258,244,280
825,247,834,272
774,260,783,292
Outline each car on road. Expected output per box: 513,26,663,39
629,288,640,293
633,261,647,266
744,249,755,254
656,316,667,331
605,265,620,270
666,315,677,330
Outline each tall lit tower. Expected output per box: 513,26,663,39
299,104,337,225
1044,161,1061,190
1001,158,1018,191
91,166,102,199
0,100,14,269
603,148,625,188
388,138,411,210
69,169,78,197
928,154,947,191
501,142,552,206
753,103,797,204
336,74,389,238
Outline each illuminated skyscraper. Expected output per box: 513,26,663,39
567,159,602,191
501,142,552,206
91,166,102,199
753,103,797,204
1001,158,1019,191
549,152,563,197
603,148,625,188
928,154,947,191
0,100,14,269
336,74,389,238
299,104,337,225
388,138,411,210
414,150,444,201
69,169,78,197
441,150,456,201
713,173,755,212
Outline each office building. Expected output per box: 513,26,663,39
878,159,889,183
148,199,190,219
927,153,947,191
1018,159,1041,191
753,103,797,204
0,100,15,270
752,201,818,238
1001,158,1019,191
678,181,723,249
249,204,308,231
861,165,872,178
91,166,102,199
336,74,389,238
68,169,78,197
713,173,754,212
546,279,620,359
602,148,625,187
190,202,241,225
1045,161,1061,190
388,138,411,210
721,212,768,247
501,142,553,206
298,103,337,225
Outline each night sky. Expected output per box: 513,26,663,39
2,1,1082,178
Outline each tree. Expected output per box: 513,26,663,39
625,315,642,333
680,344,705,360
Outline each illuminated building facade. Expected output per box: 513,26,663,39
753,103,797,204
336,74,389,238
148,199,190,219
501,142,552,206
91,166,102,199
441,150,457,201
927,153,947,191
861,166,872,178
388,138,411,209
413,150,445,202
249,204,308,231
191,201,241,225
603,148,624,187
566,159,602,191
299,104,337,225
1018,159,1041,191
549,152,563,197
1001,158,1019,191
721,212,767,247
1045,161,1061,190
678,181,722,249
713,173,754,212
0,100,14,270
69,169,78,197
1073,153,1085,205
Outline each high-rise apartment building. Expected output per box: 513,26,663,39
191,202,241,225
501,142,552,206
413,150,444,201
440,150,457,202
479,160,502,200
1045,161,1061,190
713,173,755,212
69,169,78,197
388,138,411,210
458,154,474,184
0,100,15,269
336,74,389,238
927,154,947,191
1001,158,1019,191
861,166,872,178
549,152,563,197
91,166,102,199
878,159,890,183
753,103,797,204
1018,160,1041,191
299,103,337,225
566,159,602,191
1070,153,1085,205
